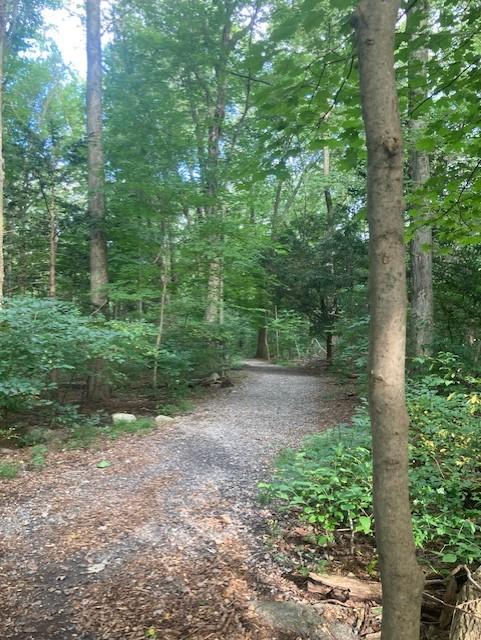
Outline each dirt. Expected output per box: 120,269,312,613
0,360,357,640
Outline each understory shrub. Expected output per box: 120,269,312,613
260,385,481,566
0,297,123,417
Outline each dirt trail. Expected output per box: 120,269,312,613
0,361,353,640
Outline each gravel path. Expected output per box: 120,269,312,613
0,361,353,640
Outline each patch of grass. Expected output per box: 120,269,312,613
156,399,193,416
30,445,48,470
66,421,100,449
0,461,19,479
18,427,54,447
106,418,154,440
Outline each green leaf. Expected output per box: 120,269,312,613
96,459,112,469
441,553,457,564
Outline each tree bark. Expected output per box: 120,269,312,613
323,146,336,366
255,326,269,360
408,0,433,357
0,1,6,305
355,3,424,639
87,0,108,312
203,16,231,324
205,257,223,324
86,0,109,403
49,185,57,298
450,567,481,640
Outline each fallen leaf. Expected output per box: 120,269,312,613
96,459,111,469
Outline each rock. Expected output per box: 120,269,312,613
112,413,136,424
200,372,221,386
154,415,175,426
254,600,357,640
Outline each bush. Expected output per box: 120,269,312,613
261,384,481,566
0,297,122,417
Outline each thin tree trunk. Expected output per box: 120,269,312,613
0,1,6,305
408,0,433,357
205,257,223,324
49,185,57,298
153,274,169,388
86,0,109,403
203,16,233,324
323,146,336,365
274,305,280,358
87,0,108,312
355,3,424,639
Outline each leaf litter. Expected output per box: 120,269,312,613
0,361,357,639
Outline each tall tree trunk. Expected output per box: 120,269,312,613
49,185,57,298
86,0,109,403
204,17,232,324
271,178,283,237
0,1,6,305
255,326,269,360
87,0,108,312
408,0,433,357
355,3,424,640
323,145,336,365
205,257,223,324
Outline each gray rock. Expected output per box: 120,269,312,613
254,600,357,640
112,413,137,424
154,415,175,427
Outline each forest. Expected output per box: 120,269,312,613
0,0,480,639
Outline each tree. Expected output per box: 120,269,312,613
408,0,433,356
354,1,425,638
87,0,108,312
0,0,6,303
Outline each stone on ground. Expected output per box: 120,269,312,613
254,600,357,640
154,415,175,426
112,413,137,424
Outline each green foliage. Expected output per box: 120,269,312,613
106,418,154,440
267,310,311,361
66,416,104,450
30,445,48,470
411,350,481,393
96,459,111,469
333,312,369,379
156,399,194,416
0,297,122,416
0,461,19,480
261,383,481,565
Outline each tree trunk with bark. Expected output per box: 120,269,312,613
0,1,6,305
48,185,57,298
354,2,425,639
408,0,433,357
255,326,269,360
323,145,337,366
450,567,481,640
86,0,109,402
203,18,230,324
205,257,223,324
87,0,108,312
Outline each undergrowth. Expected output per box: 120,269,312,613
260,380,481,569
0,461,19,479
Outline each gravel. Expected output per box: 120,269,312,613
0,360,352,640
